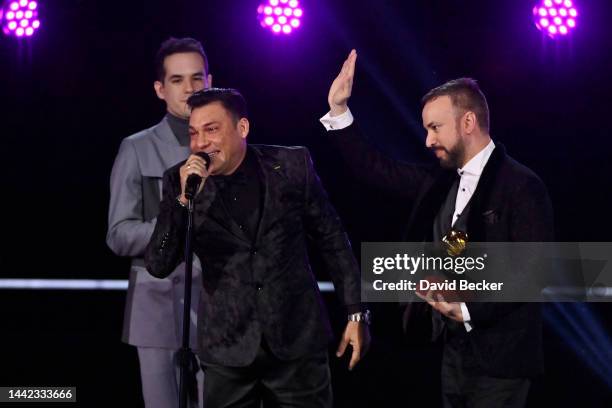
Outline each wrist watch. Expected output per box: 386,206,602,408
348,309,371,325
176,194,188,208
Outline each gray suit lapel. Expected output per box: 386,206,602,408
150,117,192,172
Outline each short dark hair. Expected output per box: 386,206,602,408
154,37,209,82
187,88,248,123
421,78,490,133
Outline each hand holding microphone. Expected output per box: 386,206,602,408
179,152,211,205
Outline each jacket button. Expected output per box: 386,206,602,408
251,247,258,255
256,283,263,291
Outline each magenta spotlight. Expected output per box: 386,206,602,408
1,0,40,37
533,0,578,38
257,0,303,35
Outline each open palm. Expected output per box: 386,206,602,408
328,49,357,116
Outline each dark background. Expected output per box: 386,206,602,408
1,0,610,406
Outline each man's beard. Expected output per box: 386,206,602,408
437,141,465,169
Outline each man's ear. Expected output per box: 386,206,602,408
154,81,165,100
238,118,250,139
463,111,477,135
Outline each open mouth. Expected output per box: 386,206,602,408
207,151,220,159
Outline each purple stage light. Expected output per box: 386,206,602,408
533,0,578,38
1,0,40,37
257,0,303,35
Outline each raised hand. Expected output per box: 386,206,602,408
328,49,357,117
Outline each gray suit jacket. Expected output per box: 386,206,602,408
107,117,201,349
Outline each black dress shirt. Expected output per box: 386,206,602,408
211,147,263,242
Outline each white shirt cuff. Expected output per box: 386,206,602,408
319,108,354,131
460,302,473,332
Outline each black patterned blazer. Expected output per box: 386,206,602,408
145,145,361,366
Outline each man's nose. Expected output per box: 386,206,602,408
425,132,436,148
185,80,194,93
193,133,211,150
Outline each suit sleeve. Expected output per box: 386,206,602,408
144,168,188,279
106,138,156,257
328,121,430,200
466,175,554,327
301,148,361,309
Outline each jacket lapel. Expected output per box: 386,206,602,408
251,146,284,244
152,118,192,171
465,143,506,238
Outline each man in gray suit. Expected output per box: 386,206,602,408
107,37,212,408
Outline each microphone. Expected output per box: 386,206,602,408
184,152,212,200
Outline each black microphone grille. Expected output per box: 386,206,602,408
196,152,211,168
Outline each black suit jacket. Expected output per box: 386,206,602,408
329,122,554,378
145,145,361,367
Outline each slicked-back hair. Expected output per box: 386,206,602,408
154,37,209,82
422,78,490,133
187,88,248,124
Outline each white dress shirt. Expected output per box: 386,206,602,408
320,108,496,332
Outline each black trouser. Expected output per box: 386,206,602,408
441,333,530,408
201,341,332,408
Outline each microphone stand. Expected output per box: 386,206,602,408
178,154,210,408
178,198,197,408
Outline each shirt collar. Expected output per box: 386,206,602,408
457,139,495,177
211,148,253,186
